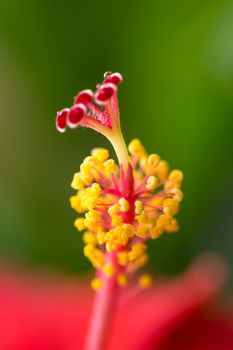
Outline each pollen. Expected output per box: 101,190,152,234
74,217,86,231
104,159,118,175
146,176,159,190
91,278,103,291
102,263,116,277
117,273,128,286
119,198,129,212
138,274,153,289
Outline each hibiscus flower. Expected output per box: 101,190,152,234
0,254,232,350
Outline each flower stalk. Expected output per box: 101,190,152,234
84,253,118,350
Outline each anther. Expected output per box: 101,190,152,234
67,103,86,128
119,197,129,212
135,200,143,214
95,83,117,104
146,176,158,190
56,108,69,133
74,89,94,105
138,274,152,289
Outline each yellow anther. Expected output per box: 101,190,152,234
135,225,148,238
83,243,95,257
108,203,120,216
74,217,86,231
91,148,109,163
106,241,118,252
156,213,171,226
146,176,158,191
70,195,87,213
136,211,154,227
117,251,129,266
128,139,147,159
148,154,160,167
97,231,106,244
133,253,148,269
111,215,123,226
108,203,122,226
91,278,103,291
166,218,179,233
84,244,105,268
119,197,129,212
138,274,153,289
169,170,183,181
117,273,128,286
82,232,97,245
83,156,95,165
150,226,163,239
134,200,143,215
85,209,100,222
103,159,118,175
155,160,169,181
102,263,116,277
71,172,84,190
80,163,93,179
81,183,101,210
163,198,179,215
170,188,184,202
128,242,146,262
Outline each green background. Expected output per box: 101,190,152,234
0,0,233,284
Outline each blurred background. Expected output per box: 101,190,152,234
0,0,233,286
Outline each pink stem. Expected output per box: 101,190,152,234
84,255,119,350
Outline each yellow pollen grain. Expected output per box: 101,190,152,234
148,154,160,167
117,251,129,266
170,188,184,202
91,148,109,163
103,263,116,277
82,232,97,244
71,172,84,190
91,278,103,291
119,197,129,212
117,273,128,286
162,198,179,215
74,217,86,231
108,203,120,216
169,170,183,182
128,242,146,262
146,176,158,191
138,274,153,289
135,200,143,214
97,231,106,244
155,160,169,181
103,159,118,175
128,139,146,159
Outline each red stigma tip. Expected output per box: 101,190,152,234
104,72,123,85
74,89,94,105
95,83,117,104
67,104,86,128
56,108,69,133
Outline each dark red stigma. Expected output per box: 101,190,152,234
74,89,94,105
56,108,69,133
67,104,86,128
95,83,116,104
